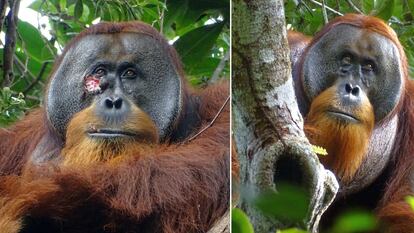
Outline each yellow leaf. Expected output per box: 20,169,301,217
311,145,328,156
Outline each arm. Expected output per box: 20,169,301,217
0,84,230,233
0,109,47,175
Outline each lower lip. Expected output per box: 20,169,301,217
326,111,359,122
88,132,131,138
87,130,138,139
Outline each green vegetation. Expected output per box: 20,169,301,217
285,0,414,77
232,1,414,232
0,0,229,126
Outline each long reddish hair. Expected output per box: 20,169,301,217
299,14,414,231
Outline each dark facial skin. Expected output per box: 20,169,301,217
301,24,403,122
299,25,403,194
46,32,182,141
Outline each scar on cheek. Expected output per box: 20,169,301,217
84,75,101,93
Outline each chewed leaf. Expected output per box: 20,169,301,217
311,145,328,156
405,196,414,211
84,75,101,93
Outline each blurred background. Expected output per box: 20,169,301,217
285,0,414,76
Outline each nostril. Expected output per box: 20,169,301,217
345,83,353,93
352,86,360,96
105,98,114,109
113,98,123,109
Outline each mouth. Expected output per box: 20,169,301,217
87,128,139,139
326,109,359,123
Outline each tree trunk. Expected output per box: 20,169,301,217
232,0,339,232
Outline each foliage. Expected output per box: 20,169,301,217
311,145,327,156
330,210,377,233
232,184,378,233
405,195,414,211
0,87,26,126
0,0,229,125
232,1,414,232
277,229,308,233
232,208,254,233
252,184,309,223
285,0,414,77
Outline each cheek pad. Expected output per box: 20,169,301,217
121,34,182,139
46,36,106,137
368,38,403,120
47,33,183,140
302,24,403,121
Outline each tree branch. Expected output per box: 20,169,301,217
210,49,230,84
233,0,338,232
309,0,343,16
345,0,362,14
0,0,7,33
187,95,230,142
2,0,21,87
321,0,328,24
157,0,167,34
23,61,49,95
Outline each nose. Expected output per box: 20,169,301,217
105,97,123,110
345,83,360,96
99,96,130,124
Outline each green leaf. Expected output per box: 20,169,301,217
83,0,96,23
75,0,84,19
330,211,377,233
253,184,309,222
232,208,254,233
406,0,414,17
277,228,308,233
164,0,189,29
187,57,221,76
174,22,224,70
188,0,228,10
372,0,395,20
311,145,327,156
165,0,228,30
16,20,54,62
0,87,27,127
28,0,43,11
29,0,59,13
405,196,414,211
68,2,90,23
60,0,67,11
362,0,375,14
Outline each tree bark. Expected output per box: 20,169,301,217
232,0,339,232
0,0,7,34
208,211,230,233
3,0,20,87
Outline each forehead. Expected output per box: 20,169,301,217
317,25,400,61
67,32,165,62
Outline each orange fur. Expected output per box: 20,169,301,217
377,183,414,233
62,103,158,167
0,176,60,233
305,86,375,183
284,14,414,232
0,20,230,233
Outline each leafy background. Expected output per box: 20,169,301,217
0,0,229,126
233,0,414,232
285,0,414,76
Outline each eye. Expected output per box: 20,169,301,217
122,69,137,79
341,55,352,65
93,66,107,77
362,62,375,72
